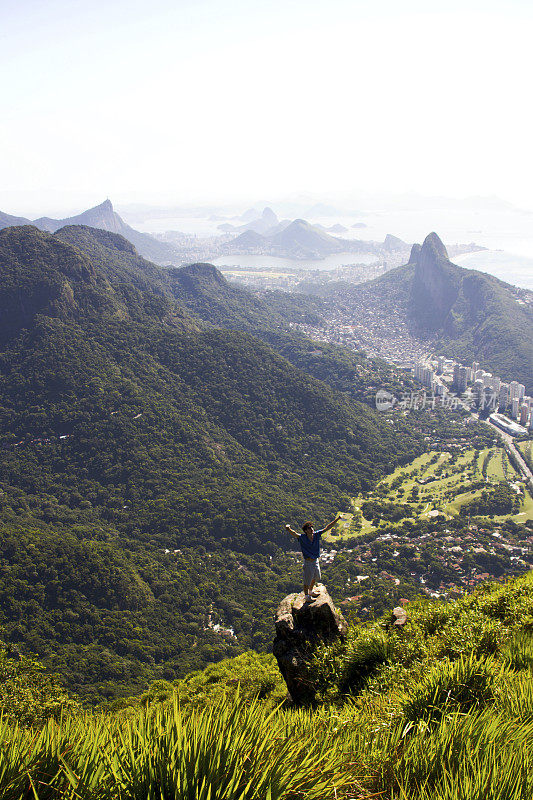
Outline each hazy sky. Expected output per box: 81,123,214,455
2,0,533,215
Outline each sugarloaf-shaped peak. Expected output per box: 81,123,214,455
261,207,278,226
420,231,449,262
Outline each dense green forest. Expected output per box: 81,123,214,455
0,223,526,704
0,224,436,699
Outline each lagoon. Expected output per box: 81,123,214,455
212,252,379,272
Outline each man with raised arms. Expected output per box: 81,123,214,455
285,515,341,601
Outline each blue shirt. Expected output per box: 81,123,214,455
298,529,324,559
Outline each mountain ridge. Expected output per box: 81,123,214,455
0,200,182,266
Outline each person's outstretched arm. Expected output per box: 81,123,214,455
285,524,300,539
323,515,342,532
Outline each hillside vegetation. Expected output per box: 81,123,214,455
0,224,428,699
2,573,533,798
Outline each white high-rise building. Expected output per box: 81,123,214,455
511,397,520,419
473,380,484,403
509,381,520,400
499,383,509,408
414,362,435,391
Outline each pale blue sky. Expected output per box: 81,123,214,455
1,0,532,214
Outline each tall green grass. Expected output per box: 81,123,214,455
2,678,533,799
0,697,353,799
3,573,533,799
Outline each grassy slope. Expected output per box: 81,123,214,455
3,573,533,799
323,446,532,543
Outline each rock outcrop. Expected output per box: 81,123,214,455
273,584,347,704
390,605,408,627
410,232,461,331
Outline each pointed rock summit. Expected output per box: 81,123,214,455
421,231,449,261
411,232,460,331
409,243,422,263
261,207,278,227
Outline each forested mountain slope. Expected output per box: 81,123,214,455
54,227,405,406
0,224,427,698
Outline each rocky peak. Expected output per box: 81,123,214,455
411,232,460,331
409,243,421,263
419,231,449,264
383,233,408,252
273,584,347,704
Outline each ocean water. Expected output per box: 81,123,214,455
451,250,533,290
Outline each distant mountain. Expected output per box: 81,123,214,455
239,207,260,222
223,219,414,261
219,207,279,235
0,210,31,228
314,232,533,393
223,229,266,251
33,199,125,233
410,234,533,390
268,219,345,257
249,207,277,233
0,200,182,266
224,218,346,259
383,234,409,252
